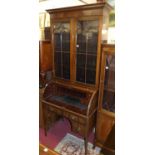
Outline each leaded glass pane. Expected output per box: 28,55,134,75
102,55,115,112
76,20,98,84
54,22,70,79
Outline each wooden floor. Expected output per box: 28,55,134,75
39,144,60,155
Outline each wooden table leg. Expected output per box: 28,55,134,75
84,137,88,155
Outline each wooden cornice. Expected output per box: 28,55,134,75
46,2,113,14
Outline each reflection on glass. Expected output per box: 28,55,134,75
76,20,98,84
102,55,115,112
54,22,70,79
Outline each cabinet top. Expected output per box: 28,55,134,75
46,2,113,14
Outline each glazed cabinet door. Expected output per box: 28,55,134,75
96,45,115,153
52,17,102,87
102,53,115,112
75,19,99,85
53,21,70,80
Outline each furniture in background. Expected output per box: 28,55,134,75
42,3,112,155
44,27,51,40
39,88,44,128
95,44,115,155
39,40,52,127
39,40,52,88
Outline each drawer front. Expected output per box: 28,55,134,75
71,122,78,133
77,124,85,136
48,106,55,112
55,108,62,115
78,117,86,124
71,122,86,136
48,106,62,115
63,111,69,118
69,114,78,122
45,104,87,136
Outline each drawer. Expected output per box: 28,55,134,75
71,122,78,133
63,111,69,118
48,106,62,115
78,117,86,124
48,106,55,112
76,124,85,136
71,122,85,136
69,114,78,121
55,108,62,115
